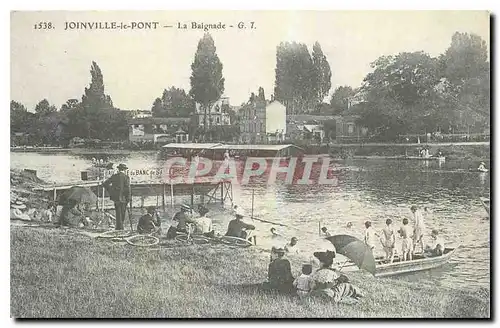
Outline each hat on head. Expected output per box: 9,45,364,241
410,205,418,211
274,247,285,254
481,162,485,165
117,163,128,170
431,229,439,236
181,204,191,211
313,250,336,263
235,208,245,218
291,237,298,242
198,205,209,215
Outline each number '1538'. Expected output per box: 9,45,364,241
34,22,54,29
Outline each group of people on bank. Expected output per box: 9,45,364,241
264,247,363,302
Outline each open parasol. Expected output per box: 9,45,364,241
326,234,376,275
58,186,98,206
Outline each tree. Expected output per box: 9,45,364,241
11,100,35,135
438,32,490,130
156,87,195,117
330,86,355,114
258,87,266,101
189,33,225,135
78,61,116,139
274,42,316,114
66,61,127,141
358,52,442,139
60,99,80,112
248,92,256,104
11,100,26,112
34,99,57,115
151,97,163,117
312,42,332,103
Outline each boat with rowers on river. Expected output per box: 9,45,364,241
341,247,459,278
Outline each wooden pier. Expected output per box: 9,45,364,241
33,178,234,211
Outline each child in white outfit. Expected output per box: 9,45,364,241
293,264,313,297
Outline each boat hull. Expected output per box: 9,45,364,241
341,247,457,277
479,197,490,217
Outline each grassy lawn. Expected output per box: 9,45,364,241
10,226,490,318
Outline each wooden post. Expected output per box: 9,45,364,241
318,221,321,236
191,185,194,208
251,189,255,219
220,182,224,204
53,184,56,205
102,171,106,213
162,183,166,211
170,182,174,207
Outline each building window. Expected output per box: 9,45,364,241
216,117,220,124
348,124,354,134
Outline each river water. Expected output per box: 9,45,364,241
10,150,490,291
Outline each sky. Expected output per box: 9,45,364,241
10,10,490,112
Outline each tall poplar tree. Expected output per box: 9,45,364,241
189,33,225,134
312,42,332,103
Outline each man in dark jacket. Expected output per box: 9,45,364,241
225,209,255,239
102,163,130,230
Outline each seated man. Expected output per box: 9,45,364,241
193,205,215,238
167,204,196,238
225,209,255,239
137,206,160,235
266,248,294,293
424,229,445,257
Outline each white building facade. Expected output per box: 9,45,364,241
195,96,231,127
239,100,286,144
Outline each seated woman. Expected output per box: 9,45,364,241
59,199,84,227
264,248,294,293
424,229,445,257
309,250,363,303
137,206,161,235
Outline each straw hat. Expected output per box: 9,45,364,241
235,208,246,218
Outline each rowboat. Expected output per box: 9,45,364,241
341,247,458,278
479,197,490,217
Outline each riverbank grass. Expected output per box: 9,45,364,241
11,226,489,318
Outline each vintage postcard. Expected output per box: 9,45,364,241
10,10,490,318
